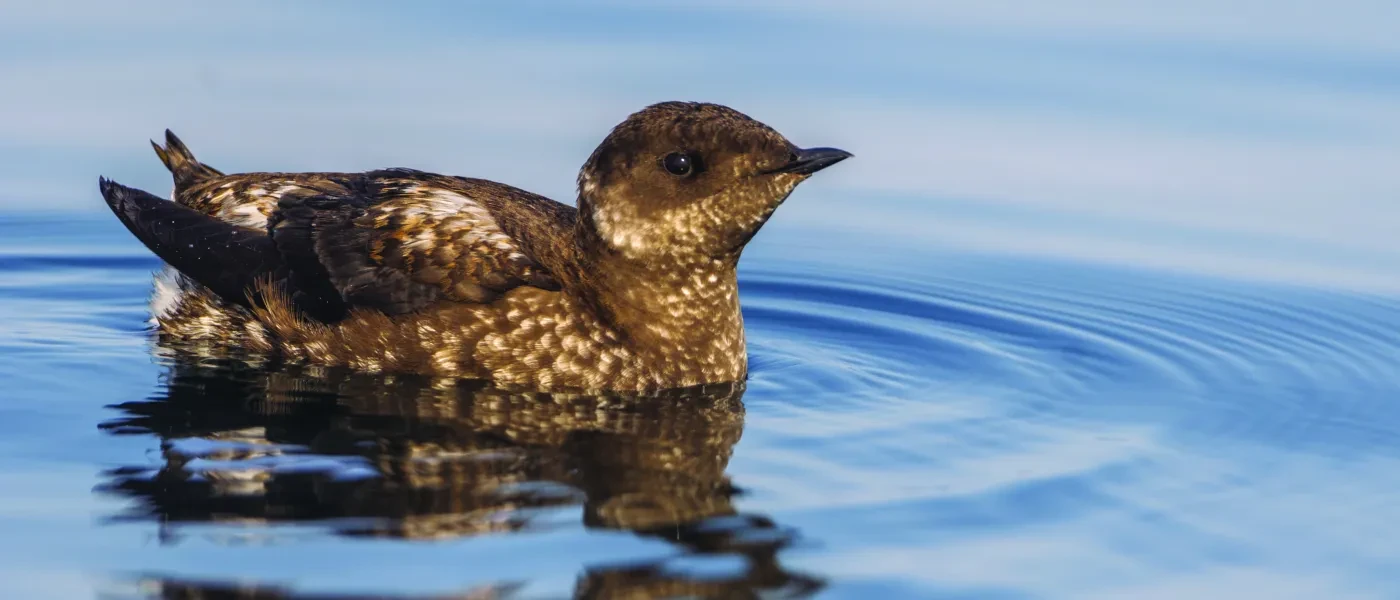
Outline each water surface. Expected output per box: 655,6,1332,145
3,212,1400,598
4,2,1400,598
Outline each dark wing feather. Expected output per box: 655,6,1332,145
273,192,444,315
100,177,351,322
262,197,354,322
98,177,284,309
271,183,562,316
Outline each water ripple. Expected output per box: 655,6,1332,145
734,261,1400,595
4,226,1400,597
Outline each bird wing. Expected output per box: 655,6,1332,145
151,129,345,232
99,177,287,311
176,173,348,230
268,175,563,316
100,171,568,324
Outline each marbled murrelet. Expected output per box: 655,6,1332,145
98,101,851,391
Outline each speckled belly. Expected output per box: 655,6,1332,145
144,266,746,392
148,266,274,350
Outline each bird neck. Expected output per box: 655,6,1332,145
601,253,743,342
572,224,747,380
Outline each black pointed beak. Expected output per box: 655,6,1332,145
766,146,853,175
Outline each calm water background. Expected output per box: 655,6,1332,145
3,2,1400,598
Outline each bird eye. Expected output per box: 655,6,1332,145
662,152,694,177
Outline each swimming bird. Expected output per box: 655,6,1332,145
99,101,851,391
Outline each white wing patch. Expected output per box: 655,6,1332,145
225,203,270,228
398,186,528,261
212,183,302,229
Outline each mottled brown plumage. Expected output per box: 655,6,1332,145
99,101,851,392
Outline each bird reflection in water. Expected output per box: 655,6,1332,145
96,350,823,599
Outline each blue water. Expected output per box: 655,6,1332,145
4,210,1400,598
